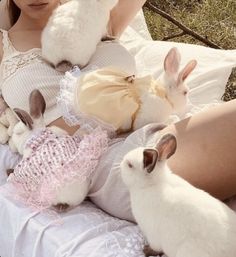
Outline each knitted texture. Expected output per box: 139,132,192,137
8,127,109,209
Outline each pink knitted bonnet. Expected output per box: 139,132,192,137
8,127,108,209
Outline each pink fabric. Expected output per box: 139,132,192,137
8,128,109,209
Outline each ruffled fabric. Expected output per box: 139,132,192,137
7,127,109,210
57,67,116,137
58,66,169,134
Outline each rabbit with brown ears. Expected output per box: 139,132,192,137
8,89,108,212
71,47,197,133
120,134,236,257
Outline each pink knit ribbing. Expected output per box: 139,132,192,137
8,127,109,209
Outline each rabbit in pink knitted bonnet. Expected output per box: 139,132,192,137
8,90,108,212
0,95,18,149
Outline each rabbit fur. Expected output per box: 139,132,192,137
0,96,18,150
41,0,118,70
71,47,196,134
120,134,236,257
133,47,197,130
10,90,90,210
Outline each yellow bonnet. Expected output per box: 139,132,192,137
74,67,166,132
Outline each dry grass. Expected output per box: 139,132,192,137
144,0,236,49
144,0,236,100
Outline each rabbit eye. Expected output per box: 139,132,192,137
183,90,188,95
127,161,133,169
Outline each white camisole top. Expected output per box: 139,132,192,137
0,29,136,125
0,29,64,125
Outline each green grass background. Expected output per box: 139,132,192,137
143,0,236,100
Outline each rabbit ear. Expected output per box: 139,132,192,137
143,149,158,173
164,47,181,75
14,108,33,130
29,90,46,120
155,134,177,161
177,60,197,85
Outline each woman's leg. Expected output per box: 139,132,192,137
164,99,236,200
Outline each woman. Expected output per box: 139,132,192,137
0,0,236,220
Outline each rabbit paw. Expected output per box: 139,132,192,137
143,245,164,257
0,133,9,144
6,169,14,177
55,61,73,73
101,35,117,41
53,203,70,213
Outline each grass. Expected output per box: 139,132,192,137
143,0,236,100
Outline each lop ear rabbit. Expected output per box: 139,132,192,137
42,0,118,72
120,134,236,257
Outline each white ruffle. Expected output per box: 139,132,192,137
57,67,117,138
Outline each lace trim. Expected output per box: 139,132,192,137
63,200,147,256
1,50,44,82
0,29,15,56
57,67,117,138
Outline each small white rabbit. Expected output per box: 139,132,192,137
10,90,91,212
11,90,67,156
133,47,197,129
120,134,236,257
41,0,118,71
73,47,197,133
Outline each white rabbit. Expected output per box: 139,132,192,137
0,96,18,147
73,47,197,133
120,133,236,257
133,47,197,129
10,89,91,212
11,90,67,156
41,0,118,71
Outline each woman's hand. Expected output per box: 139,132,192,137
109,0,147,38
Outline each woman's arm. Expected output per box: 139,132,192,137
109,0,147,37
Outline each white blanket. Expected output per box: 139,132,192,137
0,10,236,257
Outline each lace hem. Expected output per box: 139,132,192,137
57,67,117,138
1,50,44,82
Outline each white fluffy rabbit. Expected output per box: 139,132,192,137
133,47,197,129
120,134,236,257
41,0,118,71
11,90,67,156
10,90,91,212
